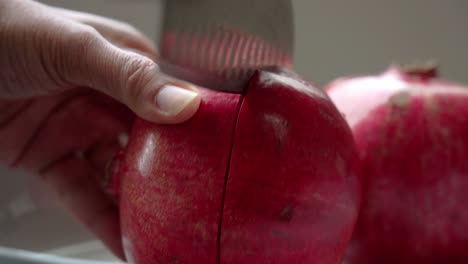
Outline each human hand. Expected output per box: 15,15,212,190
0,0,201,260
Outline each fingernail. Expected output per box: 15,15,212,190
154,85,199,116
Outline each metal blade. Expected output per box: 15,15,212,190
158,0,294,93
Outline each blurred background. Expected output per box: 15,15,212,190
1,0,467,262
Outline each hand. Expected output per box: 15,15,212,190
0,0,201,260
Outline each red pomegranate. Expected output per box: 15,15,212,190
325,65,468,264
109,67,361,264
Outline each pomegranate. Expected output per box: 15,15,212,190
109,67,361,264
325,65,468,264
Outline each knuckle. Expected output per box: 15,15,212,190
122,56,159,107
65,26,101,52
57,25,104,85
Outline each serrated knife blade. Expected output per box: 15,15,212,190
157,0,294,93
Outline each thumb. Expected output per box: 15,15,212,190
59,26,201,124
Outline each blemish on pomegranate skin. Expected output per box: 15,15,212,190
171,256,179,264
264,113,289,149
271,228,288,238
424,96,440,116
279,205,294,222
387,91,411,109
319,107,334,124
313,193,325,203
387,91,412,121
193,221,209,241
335,155,346,178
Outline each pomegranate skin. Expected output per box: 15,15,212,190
326,67,468,264
117,68,361,264
220,70,361,263
119,89,241,264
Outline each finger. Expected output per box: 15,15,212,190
13,91,133,172
56,24,201,124
0,92,81,165
52,7,157,59
39,155,125,260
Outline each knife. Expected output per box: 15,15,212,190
157,0,294,93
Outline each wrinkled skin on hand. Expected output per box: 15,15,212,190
0,90,133,259
0,0,202,260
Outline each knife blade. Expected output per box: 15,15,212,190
157,0,294,93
